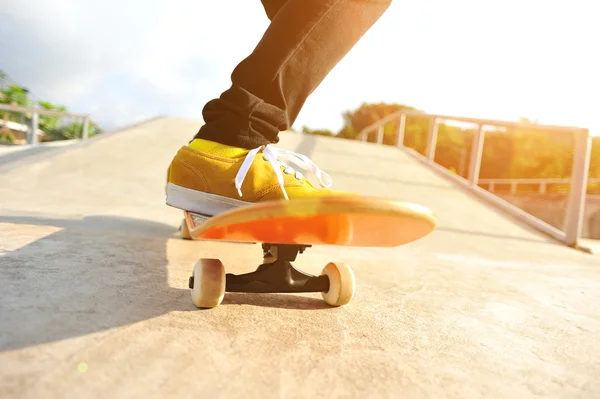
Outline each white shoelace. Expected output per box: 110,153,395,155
235,144,332,200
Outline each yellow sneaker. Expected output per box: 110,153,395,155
165,138,356,215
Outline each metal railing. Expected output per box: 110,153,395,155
358,110,592,249
0,103,91,145
478,177,600,194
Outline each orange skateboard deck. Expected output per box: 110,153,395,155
180,197,437,309
183,196,436,247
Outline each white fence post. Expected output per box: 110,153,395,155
468,125,485,186
83,116,90,140
29,112,39,145
426,118,439,162
377,125,384,144
361,130,368,142
564,129,592,247
396,114,406,147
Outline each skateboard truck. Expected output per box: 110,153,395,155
188,244,330,294
223,244,331,293
187,243,356,308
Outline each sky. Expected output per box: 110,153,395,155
1,0,598,136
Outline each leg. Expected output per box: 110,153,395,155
195,0,392,149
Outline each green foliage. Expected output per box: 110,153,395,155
0,132,14,143
0,84,31,121
479,129,514,178
0,70,102,142
339,102,422,141
432,123,474,177
38,100,67,132
0,84,29,106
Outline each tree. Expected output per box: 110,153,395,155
338,102,422,141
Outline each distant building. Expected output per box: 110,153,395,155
0,117,47,144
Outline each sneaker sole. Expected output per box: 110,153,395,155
165,182,251,216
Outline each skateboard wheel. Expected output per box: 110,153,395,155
190,259,226,308
180,218,191,240
320,262,355,306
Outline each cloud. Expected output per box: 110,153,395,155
0,0,270,130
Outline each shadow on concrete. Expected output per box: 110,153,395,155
222,293,331,310
0,214,334,351
0,214,190,352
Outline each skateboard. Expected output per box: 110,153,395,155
179,196,437,308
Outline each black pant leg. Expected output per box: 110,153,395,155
195,0,392,149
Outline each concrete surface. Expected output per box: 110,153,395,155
1,116,599,399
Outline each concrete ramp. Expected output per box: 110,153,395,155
1,116,598,398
